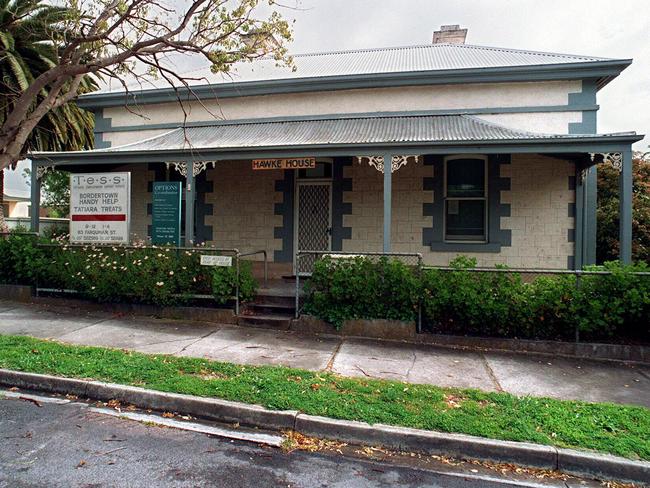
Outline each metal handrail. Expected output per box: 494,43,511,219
237,249,268,287
422,266,650,276
0,231,39,237
36,242,239,253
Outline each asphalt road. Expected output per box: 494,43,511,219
0,393,602,488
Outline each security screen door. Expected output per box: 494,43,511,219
296,181,331,274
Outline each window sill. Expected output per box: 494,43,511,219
429,242,502,253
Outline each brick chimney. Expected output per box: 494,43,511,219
432,25,467,44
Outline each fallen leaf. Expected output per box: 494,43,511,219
19,396,42,408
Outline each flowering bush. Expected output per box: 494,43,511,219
0,232,256,307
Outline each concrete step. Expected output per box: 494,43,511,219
237,314,293,330
246,302,295,316
252,293,296,307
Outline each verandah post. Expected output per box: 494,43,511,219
619,149,633,264
383,153,392,253
184,161,195,247
30,160,41,234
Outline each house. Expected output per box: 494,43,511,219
2,191,30,219
30,25,643,277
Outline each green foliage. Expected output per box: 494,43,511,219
574,262,650,339
422,256,527,338
0,0,96,157
1,334,648,460
304,256,420,328
0,234,257,308
211,261,258,305
23,169,70,217
598,156,650,264
0,232,45,285
303,255,650,342
422,258,650,342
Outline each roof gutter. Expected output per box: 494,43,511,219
31,133,644,164
77,59,632,110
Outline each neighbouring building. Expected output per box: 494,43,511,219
30,25,643,276
2,191,30,219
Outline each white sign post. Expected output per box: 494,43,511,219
70,172,131,244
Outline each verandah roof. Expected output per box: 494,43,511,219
32,114,642,163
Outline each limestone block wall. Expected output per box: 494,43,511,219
204,161,283,259
99,79,586,147
500,154,575,269
341,155,575,269
341,161,431,255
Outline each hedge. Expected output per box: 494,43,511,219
303,256,420,328
304,255,650,342
0,233,257,307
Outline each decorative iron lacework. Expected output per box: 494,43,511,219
589,152,622,172
36,165,55,180
355,155,421,173
166,161,216,177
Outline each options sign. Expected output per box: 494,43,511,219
70,172,131,244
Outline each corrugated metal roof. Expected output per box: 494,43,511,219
95,43,614,94
91,114,616,153
224,43,611,82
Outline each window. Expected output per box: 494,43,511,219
444,156,487,242
298,161,332,179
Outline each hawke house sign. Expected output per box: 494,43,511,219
252,158,316,170
69,172,131,244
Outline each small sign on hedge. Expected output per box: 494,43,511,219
200,255,232,267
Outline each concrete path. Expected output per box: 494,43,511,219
0,299,648,408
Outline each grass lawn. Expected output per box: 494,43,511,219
0,334,648,461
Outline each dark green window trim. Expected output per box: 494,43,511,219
273,170,295,263
423,154,511,253
331,157,352,252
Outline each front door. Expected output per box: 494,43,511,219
295,181,331,274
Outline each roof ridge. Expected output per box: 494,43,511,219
183,112,465,128
452,43,611,61
249,42,611,62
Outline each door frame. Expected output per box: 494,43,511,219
293,178,333,275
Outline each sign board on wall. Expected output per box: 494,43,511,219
252,158,316,170
70,172,130,244
151,181,182,246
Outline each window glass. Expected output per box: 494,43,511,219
446,158,485,198
445,200,486,240
298,162,332,179
444,157,487,242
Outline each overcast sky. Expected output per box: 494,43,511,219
5,0,648,195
